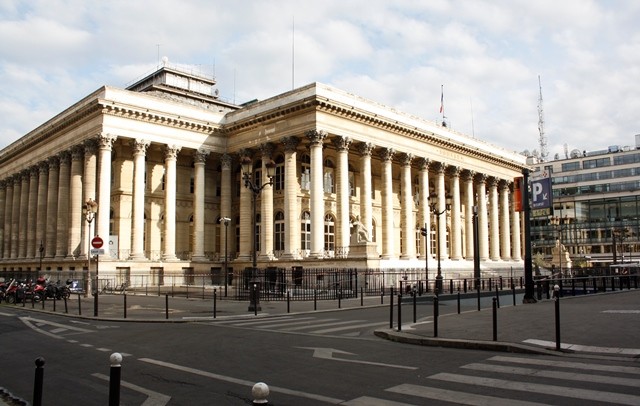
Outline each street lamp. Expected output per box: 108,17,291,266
241,156,275,312
420,223,428,292
220,217,231,297
430,195,451,294
83,198,98,315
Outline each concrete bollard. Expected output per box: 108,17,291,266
252,382,269,404
109,352,122,406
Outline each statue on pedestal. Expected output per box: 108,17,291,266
351,216,370,244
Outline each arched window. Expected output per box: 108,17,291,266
274,212,285,252
300,154,311,191
274,155,285,191
324,213,335,256
323,159,335,193
301,211,311,254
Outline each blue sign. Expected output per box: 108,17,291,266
531,177,552,210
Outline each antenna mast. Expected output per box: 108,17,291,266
537,75,548,162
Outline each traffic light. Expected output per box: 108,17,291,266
420,227,428,236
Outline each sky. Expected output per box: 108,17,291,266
1,0,639,159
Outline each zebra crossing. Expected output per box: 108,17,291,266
213,315,388,336
344,355,640,405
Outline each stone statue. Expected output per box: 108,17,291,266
351,216,370,243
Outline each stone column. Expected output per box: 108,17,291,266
162,145,181,261
237,150,252,261
2,178,12,259
489,177,500,261
259,143,274,260
0,181,5,259
82,139,98,258
380,148,395,259
281,137,300,259
130,139,150,260
97,134,117,243
35,162,48,260
400,153,415,259
448,166,462,260
26,167,38,259
435,163,448,261
500,180,512,260
462,170,475,260
333,136,351,251
56,151,70,259
45,157,59,258
358,143,374,242
19,171,30,258
475,173,489,261
306,130,326,258
191,148,209,261
219,153,233,258
511,183,522,261
418,158,431,260
10,175,21,259
67,145,84,258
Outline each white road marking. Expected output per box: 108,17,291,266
139,357,345,404
488,355,640,374
297,347,418,370
523,339,640,355
310,321,387,334
386,384,547,406
343,395,418,405
93,373,171,405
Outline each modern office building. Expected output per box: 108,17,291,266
0,61,526,286
530,140,640,273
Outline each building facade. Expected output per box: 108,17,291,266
0,64,526,284
530,141,640,272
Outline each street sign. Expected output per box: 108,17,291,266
90,248,105,255
531,176,552,217
91,236,104,249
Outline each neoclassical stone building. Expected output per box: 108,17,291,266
0,63,526,283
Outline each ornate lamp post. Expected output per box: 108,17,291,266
220,217,231,297
420,223,428,292
241,157,275,312
83,198,98,315
430,197,451,294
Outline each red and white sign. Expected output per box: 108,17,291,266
91,236,104,249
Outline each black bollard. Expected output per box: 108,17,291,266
361,287,364,307
389,288,394,329
433,296,439,338
213,289,217,319
380,288,384,305
78,293,82,316
412,290,417,323
165,294,169,319
512,284,516,306
123,294,127,319
64,296,68,313
554,285,561,351
287,290,290,313
53,296,56,312
397,294,402,332
314,289,317,311
108,353,122,406
33,357,45,406
476,283,481,311
492,297,498,341
338,290,342,309
457,292,461,314
495,286,500,309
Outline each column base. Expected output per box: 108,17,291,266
129,253,147,261
162,254,179,262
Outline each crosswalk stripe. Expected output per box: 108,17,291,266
462,363,640,387
386,384,548,406
310,321,388,334
488,355,640,375
523,339,640,355
279,320,359,331
226,316,309,326
430,372,640,406
343,395,418,405
251,318,337,329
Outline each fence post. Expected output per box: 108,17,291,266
32,357,45,406
109,353,122,406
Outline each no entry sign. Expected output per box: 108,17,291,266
91,236,104,249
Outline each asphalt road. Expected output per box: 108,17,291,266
1,301,639,405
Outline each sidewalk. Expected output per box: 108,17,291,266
377,288,640,358
4,288,640,358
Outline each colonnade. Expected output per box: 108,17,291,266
0,130,523,267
